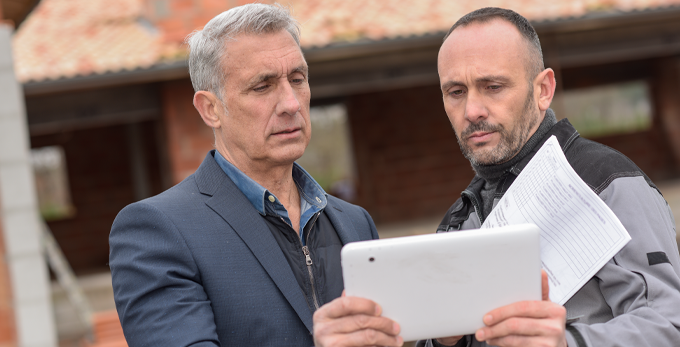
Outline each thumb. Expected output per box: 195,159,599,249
541,269,550,301
341,290,346,297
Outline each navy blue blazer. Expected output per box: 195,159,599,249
109,152,379,346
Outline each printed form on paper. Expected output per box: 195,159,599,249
482,135,631,305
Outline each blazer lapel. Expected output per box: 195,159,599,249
195,153,314,332
324,199,362,245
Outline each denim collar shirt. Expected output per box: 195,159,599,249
214,150,327,245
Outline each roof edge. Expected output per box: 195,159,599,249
304,32,445,62
23,60,189,96
22,34,445,96
532,4,680,33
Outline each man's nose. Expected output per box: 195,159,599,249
464,90,488,123
276,82,301,117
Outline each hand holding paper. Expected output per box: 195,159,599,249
482,136,631,304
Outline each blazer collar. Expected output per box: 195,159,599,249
194,152,366,331
196,152,363,244
194,151,225,197
195,151,314,332
324,198,363,245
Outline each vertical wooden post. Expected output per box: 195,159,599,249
653,57,680,252
653,57,680,171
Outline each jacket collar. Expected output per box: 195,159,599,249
509,118,580,177
212,150,327,216
454,119,580,226
193,151,360,332
323,197,363,245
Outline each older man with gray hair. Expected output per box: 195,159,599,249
109,3,402,346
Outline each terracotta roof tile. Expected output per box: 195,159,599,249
12,0,680,83
292,0,680,47
13,0,183,82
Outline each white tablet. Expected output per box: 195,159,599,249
341,224,541,341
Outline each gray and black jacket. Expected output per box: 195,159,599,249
421,119,680,347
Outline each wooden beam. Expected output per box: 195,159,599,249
1,0,41,27
26,83,161,135
653,57,680,171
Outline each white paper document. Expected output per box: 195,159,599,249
482,136,631,305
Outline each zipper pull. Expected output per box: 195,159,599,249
302,246,313,266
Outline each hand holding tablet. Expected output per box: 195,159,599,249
472,269,567,347
312,294,403,347
341,224,543,342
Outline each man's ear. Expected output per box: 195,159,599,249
535,68,556,112
194,91,224,129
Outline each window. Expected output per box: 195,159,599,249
556,80,652,138
31,146,75,221
297,104,356,202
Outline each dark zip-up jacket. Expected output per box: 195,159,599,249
265,210,344,312
421,119,680,347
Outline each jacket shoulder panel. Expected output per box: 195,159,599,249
566,137,655,194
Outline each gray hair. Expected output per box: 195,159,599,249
443,7,544,81
185,3,301,98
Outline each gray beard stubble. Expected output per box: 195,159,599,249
455,86,539,166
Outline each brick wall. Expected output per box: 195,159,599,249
28,79,675,271
347,85,474,224
591,129,677,182
20,78,223,273
30,121,164,274
347,84,680,224
558,57,680,181
161,79,215,183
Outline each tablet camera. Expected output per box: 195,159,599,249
369,257,375,262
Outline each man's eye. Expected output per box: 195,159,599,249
450,89,465,96
488,85,502,90
290,76,306,84
253,85,269,92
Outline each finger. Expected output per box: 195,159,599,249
541,269,550,301
340,328,404,347
483,301,565,326
315,296,382,320
317,314,400,336
476,316,563,341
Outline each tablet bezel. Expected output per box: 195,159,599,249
341,224,542,341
